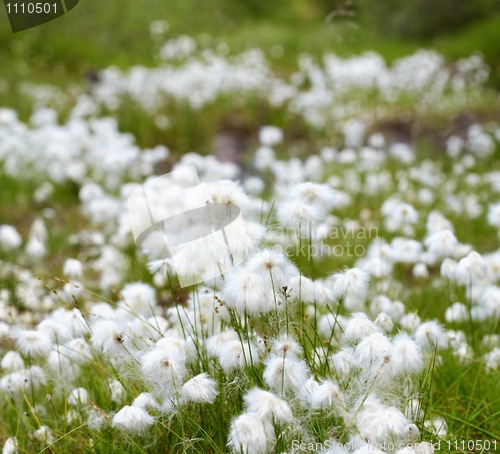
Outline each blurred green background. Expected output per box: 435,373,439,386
1,0,500,87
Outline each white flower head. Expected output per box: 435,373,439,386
440,258,457,279
414,321,448,351
271,336,302,359
330,268,369,310
258,126,283,146
245,248,297,290
227,412,274,454
109,379,126,403
33,426,54,444
181,373,218,404
355,332,393,368
311,380,345,410
343,312,381,343
222,270,271,316
218,340,260,373
2,437,18,454
287,182,335,210
68,387,90,406
330,348,359,378
392,333,423,375
297,376,320,407
14,329,52,358
1,351,24,372
276,199,322,229
113,405,154,433
0,225,22,250
132,392,159,411
263,355,308,393
206,330,239,358
63,259,83,278
140,349,187,386
90,320,129,358
243,388,293,423
455,251,487,284
424,230,458,259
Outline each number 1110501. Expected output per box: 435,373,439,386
6,3,57,13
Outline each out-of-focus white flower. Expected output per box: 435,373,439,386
258,126,283,147
63,259,83,278
113,405,154,433
68,387,90,406
0,225,22,250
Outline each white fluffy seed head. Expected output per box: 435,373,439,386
227,412,274,454
206,330,239,358
424,229,458,258
68,387,89,406
355,333,393,368
14,329,52,358
87,408,108,431
318,313,346,339
455,251,487,284
0,225,22,250
313,280,335,306
311,380,345,410
276,199,322,229
140,349,187,385
63,258,83,278
287,275,315,304
2,436,18,454
287,182,335,210
65,338,93,364
36,319,73,344
243,388,293,423
271,336,302,359
33,426,54,444
330,348,359,378
222,270,271,316
330,268,369,310
399,313,421,332
119,282,157,318
154,336,194,362
90,320,128,358
343,312,381,343
259,126,283,146
392,333,423,375
109,379,126,403
262,355,308,393
132,392,159,411
445,302,469,323
245,248,297,290
364,406,410,442
414,321,449,351
112,405,154,433
1,351,24,372
218,340,260,373
440,258,457,279
375,313,393,331
298,376,320,407
181,373,218,404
